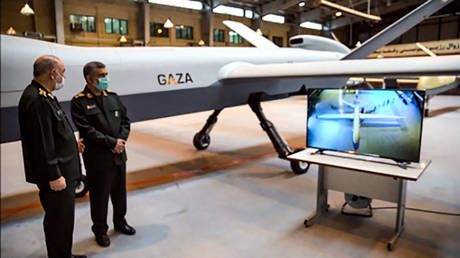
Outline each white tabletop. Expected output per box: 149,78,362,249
287,148,430,181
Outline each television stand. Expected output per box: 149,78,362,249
395,161,410,169
309,149,414,169
287,148,431,251
310,149,324,155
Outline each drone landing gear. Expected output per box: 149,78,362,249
75,174,89,198
193,109,223,150
249,93,310,175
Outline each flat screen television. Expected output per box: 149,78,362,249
307,89,425,163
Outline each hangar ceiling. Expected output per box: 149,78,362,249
199,0,457,29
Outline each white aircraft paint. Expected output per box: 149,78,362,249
1,35,343,108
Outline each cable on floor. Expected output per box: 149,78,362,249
373,206,460,216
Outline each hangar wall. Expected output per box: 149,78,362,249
63,0,140,46
2,0,458,49
1,0,317,48
1,0,55,38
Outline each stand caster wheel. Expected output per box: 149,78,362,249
193,132,210,150
75,175,89,198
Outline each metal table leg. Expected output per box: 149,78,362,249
305,165,328,227
387,179,407,251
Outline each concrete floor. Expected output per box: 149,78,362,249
1,95,460,257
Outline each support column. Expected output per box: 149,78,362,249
201,4,213,46
54,0,65,44
251,11,263,31
288,14,301,41
321,24,332,37
138,0,150,46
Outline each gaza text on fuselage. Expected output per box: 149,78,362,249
157,73,194,86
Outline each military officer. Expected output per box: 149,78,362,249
18,55,86,258
70,61,135,247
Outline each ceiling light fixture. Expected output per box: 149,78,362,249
298,2,306,7
20,3,35,16
7,27,17,35
335,11,342,17
164,18,174,28
120,35,127,43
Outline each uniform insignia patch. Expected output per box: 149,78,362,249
47,93,55,99
86,104,97,110
114,110,119,117
86,93,93,99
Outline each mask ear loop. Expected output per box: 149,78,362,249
52,69,63,82
90,76,98,88
49,69,56,81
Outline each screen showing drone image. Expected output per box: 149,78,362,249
307,89,425,162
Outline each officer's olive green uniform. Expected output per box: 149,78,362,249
70,86,130,236
18,80,81,258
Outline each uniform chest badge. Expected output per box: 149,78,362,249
114,110,119,117
86,104,97,110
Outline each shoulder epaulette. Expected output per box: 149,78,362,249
38,88,55,99
73,92,85,99
38,88,47,97
106,89,116,94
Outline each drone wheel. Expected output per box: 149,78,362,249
193,132,210,150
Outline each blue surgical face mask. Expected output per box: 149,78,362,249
96,77,109,91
